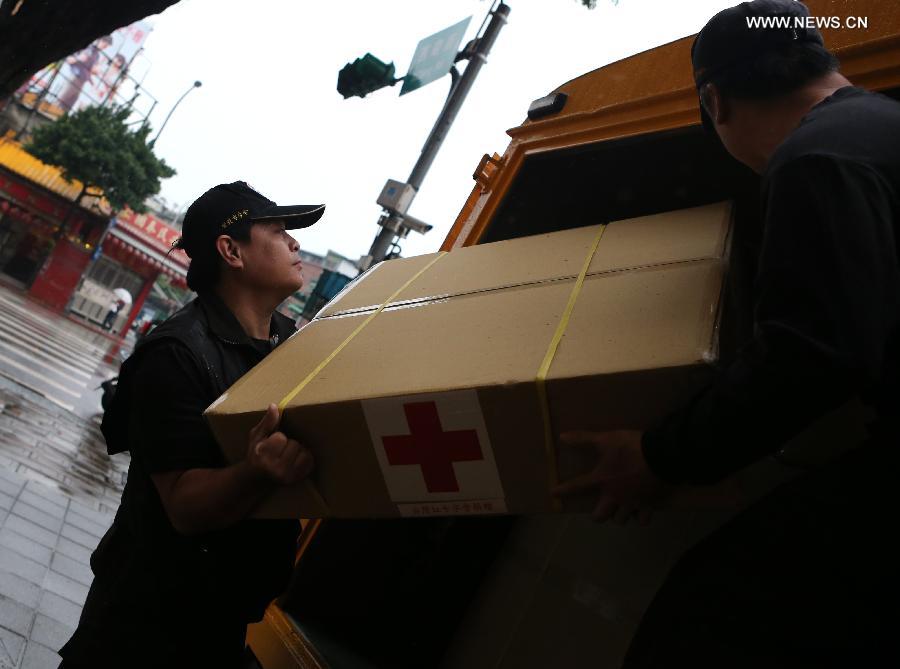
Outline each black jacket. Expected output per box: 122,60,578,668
62,293,300,667
643,87,900,484
105,294,296,456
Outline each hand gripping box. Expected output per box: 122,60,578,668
205,202,732,518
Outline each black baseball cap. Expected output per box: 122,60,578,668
175,181,325,258
692,0,825,130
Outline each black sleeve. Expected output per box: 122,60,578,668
642,154,900,484
129,341,227,473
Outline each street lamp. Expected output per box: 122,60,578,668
151,80,202,147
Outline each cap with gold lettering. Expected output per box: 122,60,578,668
174,181,325,258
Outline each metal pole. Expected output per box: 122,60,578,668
150,80,201,147
364,2,510,268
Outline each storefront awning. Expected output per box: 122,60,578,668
108,207,189,281
0,139,110,216
107,226,187,283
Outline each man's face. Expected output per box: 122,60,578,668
237,220,304,296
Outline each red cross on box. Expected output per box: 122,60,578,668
381,401,484,493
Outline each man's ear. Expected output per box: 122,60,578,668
705,82,730,125
215,235,243,270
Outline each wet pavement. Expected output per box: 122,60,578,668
0,287,132,421
0,381,129,514
0,282,133,669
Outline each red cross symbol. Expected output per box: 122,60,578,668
382,401,484,493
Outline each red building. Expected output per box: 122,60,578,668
0,137,187,334
68,207,188,333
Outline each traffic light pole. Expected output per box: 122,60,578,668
362,2,510,270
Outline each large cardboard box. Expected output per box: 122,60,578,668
205,202,732,518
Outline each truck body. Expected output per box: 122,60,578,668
247,2,900,666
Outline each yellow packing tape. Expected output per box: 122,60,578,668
276,252,448,514
278,252,447,410
536,225,606,511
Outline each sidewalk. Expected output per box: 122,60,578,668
0,380,128,514
0,289,130,668
0,466,116,669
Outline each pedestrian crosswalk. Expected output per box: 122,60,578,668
0,288,128,415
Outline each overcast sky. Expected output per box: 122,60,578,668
137,0,737,263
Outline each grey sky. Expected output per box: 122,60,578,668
139,0,736,262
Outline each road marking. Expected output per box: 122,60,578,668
0,327,93,380
0,295,118,367
0,340,90,388
0,369,75,411
0,351,83,398
0,293,111,357
0,308,106,365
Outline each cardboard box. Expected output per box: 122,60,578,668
205,202,732,518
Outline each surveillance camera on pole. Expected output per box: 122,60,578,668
375,179,433,235
394,212,433,236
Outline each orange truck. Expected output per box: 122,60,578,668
246,2,900,666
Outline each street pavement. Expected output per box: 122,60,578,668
0,288,130,420
0,282,132,669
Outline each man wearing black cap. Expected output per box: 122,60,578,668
555,1,900,665
60,182,325,668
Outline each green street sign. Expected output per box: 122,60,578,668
400,16,472,96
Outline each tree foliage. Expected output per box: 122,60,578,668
25,105,175,213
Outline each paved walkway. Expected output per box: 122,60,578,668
0,382,128,514
0,466,115,669
0,284,132,669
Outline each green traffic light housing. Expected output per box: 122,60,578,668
337,53,398,99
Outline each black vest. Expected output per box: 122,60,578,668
94,294,300,626
103,295,296,456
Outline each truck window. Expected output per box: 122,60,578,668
482,126,757,243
